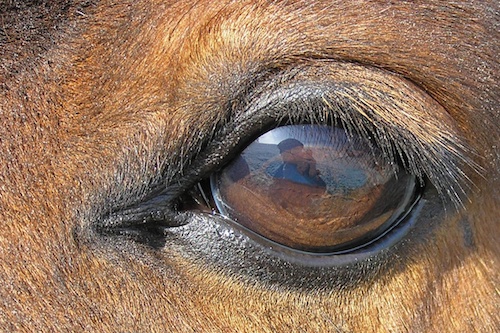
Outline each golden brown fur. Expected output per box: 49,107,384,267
0,0,498,331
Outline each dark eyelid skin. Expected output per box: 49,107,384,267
99,62,465,276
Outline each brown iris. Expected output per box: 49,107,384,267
211,125,417,253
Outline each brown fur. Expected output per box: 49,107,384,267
0,0,498,331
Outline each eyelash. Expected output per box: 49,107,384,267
217,92,468,206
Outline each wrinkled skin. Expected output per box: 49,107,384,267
0,1,498,332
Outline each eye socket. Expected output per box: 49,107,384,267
210,125,419,254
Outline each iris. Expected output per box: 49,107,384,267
211,125,418,253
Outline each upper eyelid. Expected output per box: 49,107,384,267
177,61,476,205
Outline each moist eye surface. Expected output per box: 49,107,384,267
210,124,418,253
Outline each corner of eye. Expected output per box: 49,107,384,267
424,150,482,210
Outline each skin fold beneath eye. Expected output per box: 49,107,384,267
211,125,418,253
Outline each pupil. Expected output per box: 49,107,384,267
211,125,416,253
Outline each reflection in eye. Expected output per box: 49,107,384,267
211,125,418,253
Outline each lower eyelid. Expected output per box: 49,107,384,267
165,190,425,272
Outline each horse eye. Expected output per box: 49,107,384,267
210,125,419,254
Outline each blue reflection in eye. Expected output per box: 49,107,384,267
211,125,417,253
266,138,327,187
232,126,373,192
